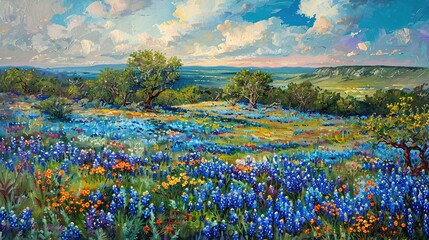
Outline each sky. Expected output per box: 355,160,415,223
0,0,428,67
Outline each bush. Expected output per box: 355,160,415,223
39,97,72,120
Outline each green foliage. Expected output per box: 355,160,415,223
93,68,137,106
0,68,62,96
226,70,272,107
222,84,241,106
152,86,216,106
362,97,429,172
128,49,183,109
152,89,181,106
39,97,72,120
67,85,80,98
198,87,223,102
315,90,342,114
259,88,287,106
336,96,360,116
363,89,409,115
284,81,320,111
179,85,201,104
410,83,429,107
0,171,34,210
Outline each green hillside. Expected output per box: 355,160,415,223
274,66,429,98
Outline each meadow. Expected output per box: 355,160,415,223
0,92,428,240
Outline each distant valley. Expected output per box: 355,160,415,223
1,65,427,97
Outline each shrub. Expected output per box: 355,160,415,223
39,97,72,120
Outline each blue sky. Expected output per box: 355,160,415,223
0,0,428,67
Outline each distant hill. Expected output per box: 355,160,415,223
313,66,427,79
275,66,429,98
0,65,314,88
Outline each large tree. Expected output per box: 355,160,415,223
284,81,320,111
93,68,137,106
127,50,182,109
226,70,272,108
362,97,429,173
1,68,38,94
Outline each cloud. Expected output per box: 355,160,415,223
47,24,70,40
86,0,152,18
394,28,411,45
299,0,339,19
186,17,298,59
81,39,97,55
157,0,269,43
109,29,130,44
357,42,368,51
1,0,429,67
310,16,333,34
371,49,388,56
217,19,268,52
346,51,358,57
86,2,108,18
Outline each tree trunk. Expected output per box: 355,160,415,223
403,148,412,170
415,145,429,173
250,101,257,109
144,95,153,109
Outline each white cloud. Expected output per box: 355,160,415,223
310,16,333,34
158,20,193,42
217,19,268,52
299,0,339,19
157,0,270,43
371,50,388,56
0,0,427,67
357,42,368,51
109,29,130,44
81,39,97,55
346,50,358,57
394,28,411,44
86,0,151,18
47,24,70,40
31,34,49,53
86,2,108,18
137,32,168,50
66,15,86,30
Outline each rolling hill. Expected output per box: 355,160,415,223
274,66,429,98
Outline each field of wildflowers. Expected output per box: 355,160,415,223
0,94,428,239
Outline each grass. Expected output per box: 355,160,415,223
1,93,427,239
274,67,429,99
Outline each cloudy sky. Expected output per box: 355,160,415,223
1,0,428,67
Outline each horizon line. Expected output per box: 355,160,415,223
0,63,428,70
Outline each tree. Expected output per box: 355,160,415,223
222,84,241,106
315,90,341,114
180,85,201,104
2,68,38,94
259,88,287,106
284,81,320,111
336,96,359,116
127,50,182,109
363,89,408,115
362,97,429,173
410,83,429,108
34,77,61,95
93,68,137,106
226,70,272,108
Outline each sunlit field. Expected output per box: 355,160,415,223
1,92,428,239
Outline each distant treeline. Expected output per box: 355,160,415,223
0,67,428,116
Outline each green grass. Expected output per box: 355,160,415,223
274,66,429,99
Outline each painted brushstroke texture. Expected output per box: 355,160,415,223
0,0,428,67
